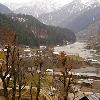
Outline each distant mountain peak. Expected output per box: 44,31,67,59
14,0,58,18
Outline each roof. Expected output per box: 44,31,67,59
87,93,100,100
78,79,93,84
46,69,53,72
80,96,89,100
53,51,59,55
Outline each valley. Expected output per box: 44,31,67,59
0,0,100,100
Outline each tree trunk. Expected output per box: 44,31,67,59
36,74,40,100
18,85,21,100
36,87,40,100
63,69,67,100
2,80,9,100
12,75,17,100
30,82,33,100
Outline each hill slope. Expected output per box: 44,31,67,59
76,20,100,41
76,20,100,52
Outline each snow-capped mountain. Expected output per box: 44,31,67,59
38,0,100,32
39,0,100,25
13,0,60,17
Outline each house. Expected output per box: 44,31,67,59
78,79,93,84
53,51,60,55
70,67,100,79
80,93,100,100
46,69,53,75
23,47,33,57
40,46,46,50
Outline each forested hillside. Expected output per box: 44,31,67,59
0,13,76,47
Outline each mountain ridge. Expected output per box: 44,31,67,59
38,0,100,32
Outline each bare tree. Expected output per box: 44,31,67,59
30,49,52,100
0,29,26,100
30,82,33,100
17,50,26,100
0,29,17,100
56,52,77,100
33,51,44,100
0,45,11,100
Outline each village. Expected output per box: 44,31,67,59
0,43,100,100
